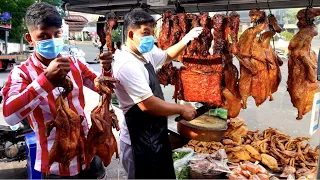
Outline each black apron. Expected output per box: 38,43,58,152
125,58,175,179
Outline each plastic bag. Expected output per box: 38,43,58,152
172,147,194,179
189,149,231,179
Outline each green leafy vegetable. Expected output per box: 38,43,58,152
172,151,190,162
175,165,189,179
210,108,228,120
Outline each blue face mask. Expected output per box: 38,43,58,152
135,35,154,54
35,38,64,59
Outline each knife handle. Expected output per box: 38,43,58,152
175,116,184,122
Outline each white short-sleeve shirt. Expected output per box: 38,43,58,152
113,45,167,145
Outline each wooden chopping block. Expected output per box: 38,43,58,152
177,115,227,142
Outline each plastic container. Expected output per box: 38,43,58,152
25,132,42,179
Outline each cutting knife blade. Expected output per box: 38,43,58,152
175,103,213,122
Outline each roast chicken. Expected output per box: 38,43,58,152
237,9,267,76
297,8,320,29
287,8,320,120
237,11,284,108
222,51,241,118
261,15,283,101
221,12,241,118
237,10,268,108
86,75,120,168
158,11,172,50
45,77,85,175
251,36,274,107
249,9,266,24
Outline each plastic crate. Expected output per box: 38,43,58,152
25,132,42,179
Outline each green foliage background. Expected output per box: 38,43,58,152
0,0,64,43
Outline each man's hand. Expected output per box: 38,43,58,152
44,57,70,86
181,27,203,45
180,105,197,121
98,52,113,72
165,27,204,63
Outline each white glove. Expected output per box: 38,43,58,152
181,27,203,45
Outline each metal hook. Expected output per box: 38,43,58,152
226,0,230,15
64,3,70,16
255,0,260,10
305,5,313,25
308,0,314,8
267,0,272,15
197,0,201,14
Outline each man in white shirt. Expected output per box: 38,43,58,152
113,10,202,179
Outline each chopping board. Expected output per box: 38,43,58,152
177,115,227,142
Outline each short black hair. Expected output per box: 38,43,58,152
123,10,155,39
25,2,62,30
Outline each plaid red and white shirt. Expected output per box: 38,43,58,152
2,53,111,176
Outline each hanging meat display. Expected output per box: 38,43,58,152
106,17,118,54
262,15,283,101
234,9,283,109
45,77,86,175
287,7,320,120
85,13,121,168
86,75,120,168
220,12,242,119
97,16,107,54
157,7,318,120
177,13,188,62
158,11,173,50
97,15,119,54
237,9,269,109
181,12,222,106
157,11,241,117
